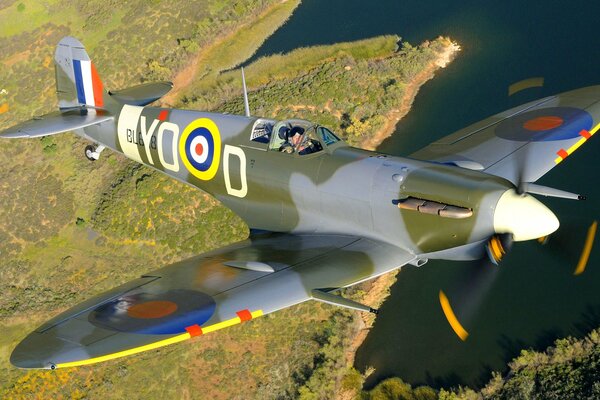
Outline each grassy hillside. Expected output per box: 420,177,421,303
0,0,296,121
0,1,459,399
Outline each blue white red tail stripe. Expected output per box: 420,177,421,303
72,59,103,107
73,59,86,105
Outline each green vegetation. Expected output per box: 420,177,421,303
0,0,296,122
91,163,247,258
360,328,600,400
362,378,437,400
438,329,600,400
183,36,453,147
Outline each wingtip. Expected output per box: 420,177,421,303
0,131,28,139
9,329,81,370
10,339,48,370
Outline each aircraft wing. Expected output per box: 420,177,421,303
410,86,600,184
0,109,113,138
11,233,414,369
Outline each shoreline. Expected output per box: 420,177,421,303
360,39,461,151
339,39,461,398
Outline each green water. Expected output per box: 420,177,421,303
252,0,600,388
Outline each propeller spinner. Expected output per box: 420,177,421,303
493,188,559,241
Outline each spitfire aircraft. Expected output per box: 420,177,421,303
2,37,599,370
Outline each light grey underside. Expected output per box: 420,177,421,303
11,233,414,369
0,109,113,138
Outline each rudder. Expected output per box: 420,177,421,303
54,37,110,110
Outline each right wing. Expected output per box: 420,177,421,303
410,86,600,184
0,109,113,138
11,233,414,369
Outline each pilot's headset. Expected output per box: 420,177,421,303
278,125,291,141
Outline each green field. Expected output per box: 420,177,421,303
0,1,461,399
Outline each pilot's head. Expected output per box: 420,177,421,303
289,126,304,137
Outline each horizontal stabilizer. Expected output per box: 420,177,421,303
0,109,113,139
109,82,173,106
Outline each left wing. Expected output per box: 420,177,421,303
11,233,414,369
410,85,600,184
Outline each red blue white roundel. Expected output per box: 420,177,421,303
179,118,221,180
494,107,593,142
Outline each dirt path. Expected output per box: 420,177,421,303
161,0,299,107
360,40,461,151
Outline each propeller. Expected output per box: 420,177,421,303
440,221,597,341
537,219,598,275
439,255,502,341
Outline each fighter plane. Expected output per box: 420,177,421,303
2,37,599,369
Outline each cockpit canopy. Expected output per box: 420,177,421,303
250,118,343,156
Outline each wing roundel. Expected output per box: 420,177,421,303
88,289,216,335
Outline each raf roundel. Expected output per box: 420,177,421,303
88,289,217,335
495,107,594,142
179,118,221,180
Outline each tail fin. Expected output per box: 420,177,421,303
54,37,112,110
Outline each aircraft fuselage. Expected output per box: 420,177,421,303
79,104,514,258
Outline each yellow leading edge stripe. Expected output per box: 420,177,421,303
56,310,264,368
554,122,600,164
439,290,469,341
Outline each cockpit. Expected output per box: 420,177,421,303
249,118,342,156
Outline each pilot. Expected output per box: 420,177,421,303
289,126,320,155
279,125,319,155
289,126,305,149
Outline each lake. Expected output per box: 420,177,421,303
250,0,600,388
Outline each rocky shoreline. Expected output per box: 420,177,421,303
360,38,461,151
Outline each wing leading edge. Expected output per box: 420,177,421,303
410,86,600,184
11,233,415,369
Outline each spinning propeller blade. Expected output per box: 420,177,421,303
439,255,502,341
440,221,597,341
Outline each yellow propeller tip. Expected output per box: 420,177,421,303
573,220,597,276
439,290,469,341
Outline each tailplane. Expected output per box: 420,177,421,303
1,36,171,139
1,37,117,139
